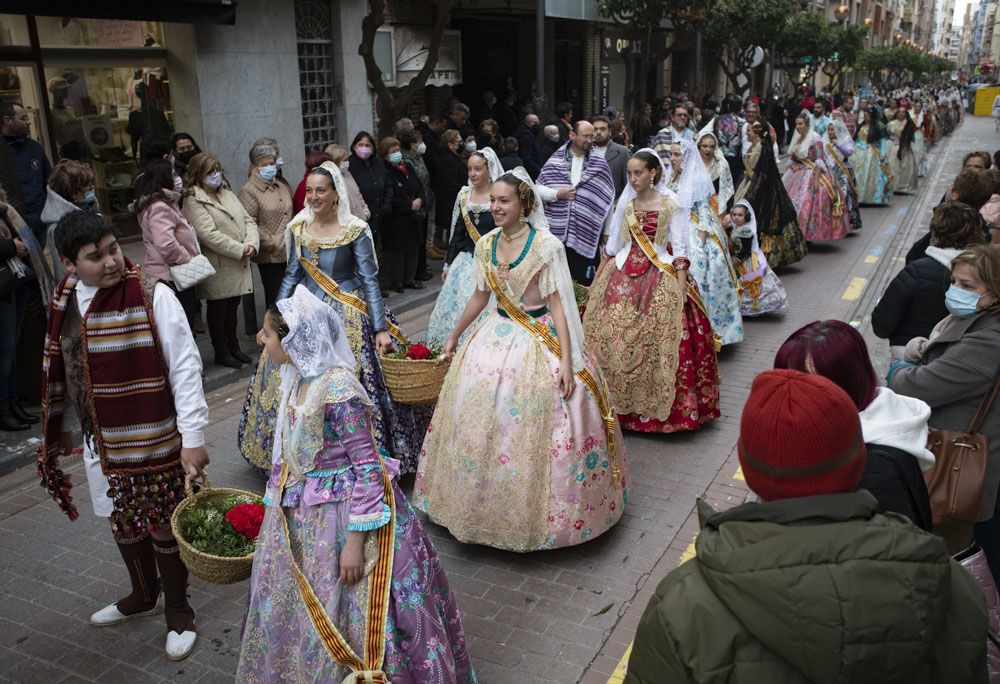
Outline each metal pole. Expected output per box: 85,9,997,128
536,0,545,99
694,31,702,98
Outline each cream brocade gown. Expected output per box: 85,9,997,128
414,226,628,552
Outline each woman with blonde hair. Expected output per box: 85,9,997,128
324,143,369,220
182,152,260,368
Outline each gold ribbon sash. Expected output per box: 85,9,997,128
625,202,721,351
277,450,396,683
299,258,409,346
460,194,482,243
481,240,621,485
860,129,894,187
704,195,743,294
824,142,858,194
798,157,843,218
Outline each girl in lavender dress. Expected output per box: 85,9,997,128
238,285,475,683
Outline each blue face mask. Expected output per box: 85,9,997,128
945,284,982,317
76,189,97,210
387,151,403,164
258,164,278,182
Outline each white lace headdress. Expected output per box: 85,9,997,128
284,161,375,261
665,138,715,209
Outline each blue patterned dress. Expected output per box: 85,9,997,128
851,126,895,206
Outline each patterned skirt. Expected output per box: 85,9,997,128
415,308,628,552
237,483,476,683
239,300,426,475
851,140,894,206
583,257,720,434
782,164,851,242
425,251,477,348
688,227,744,346
888,143,919,194
738,266,788,317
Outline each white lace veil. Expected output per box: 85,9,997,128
822,119,852,166
449,147,505,244
277,284,358,378
789,110,821,158
504,166,585,373
608,148,670,254
697,131,734,210
478,147,504,184
666,138,715,209
731,199,768,281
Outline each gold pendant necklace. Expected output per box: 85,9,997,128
501,223,529,243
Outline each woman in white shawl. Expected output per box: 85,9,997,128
669,138,744,346
822,119,863,233
425,147,502,347
583,148,721,434
414,167,628,552
782,111,850,241
727,199,788,317
697,131,734,212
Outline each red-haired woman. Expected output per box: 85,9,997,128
775,319,932,531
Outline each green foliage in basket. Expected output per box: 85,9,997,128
383,342,442,361
180,493,262,558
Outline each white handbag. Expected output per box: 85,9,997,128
169,251,216,292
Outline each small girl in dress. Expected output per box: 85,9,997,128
237,285,475,683
728,200,788,317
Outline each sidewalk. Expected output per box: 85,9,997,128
0,246,445,477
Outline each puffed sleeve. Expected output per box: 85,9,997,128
277,228,303,301
333,398,391,532
352,228,388,332
669,203,690,263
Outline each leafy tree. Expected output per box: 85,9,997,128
359,0,460,137
598,0,709,118
820,24,869,91
775,13,838,90
857,45,949,89
702,0,794,94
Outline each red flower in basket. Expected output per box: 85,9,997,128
225,502,266,540
406,343,432,360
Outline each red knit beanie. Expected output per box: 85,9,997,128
738,369,866,501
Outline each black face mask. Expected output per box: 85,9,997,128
530,124,540,135
176,149,198,164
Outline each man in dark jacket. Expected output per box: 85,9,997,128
626,369,987,684
446,103,475,141
416,113,447,174
2,101,51,242
515,114,542,179
873,202,984,356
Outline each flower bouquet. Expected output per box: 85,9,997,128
170,475,264,584
380,342,451,406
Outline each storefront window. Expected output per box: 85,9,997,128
0,14,30,47
36,17,165,49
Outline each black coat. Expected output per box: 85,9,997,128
416,121,442,173
515,126,541,179
382,160,424,252
432,151,468,230
348,154,391,235
499,153,523,172
906,217,991,264
872,255,950,345
857,443,933,532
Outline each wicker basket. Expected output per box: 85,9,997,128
380,355,451,406
170,475,261,585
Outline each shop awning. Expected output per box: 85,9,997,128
0,1,237,25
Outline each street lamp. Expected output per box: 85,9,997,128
835,4,850,22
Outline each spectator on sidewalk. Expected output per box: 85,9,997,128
432,129,468,251
477,118,502,153
874,202,985,359
41,159,98,281
239,142,292,310
171,132,202,179
2,101,51,242
515,114,542,178
400,129,434,279
539,124,562,163
416,112,447,173
446,103,475,140
625,369,987,684
775,320,933,530
134,159,200,327
591,115,629,198
906,169,994,262
324,144,368,222
292,149,334,215
498,136,523,172
182,152,260,369
348,131,391,251
380,136,424,293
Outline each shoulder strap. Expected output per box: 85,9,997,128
969,363,1000,434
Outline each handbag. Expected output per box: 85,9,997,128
924,366,1000,527
168,232,216,292
954,545,1000,682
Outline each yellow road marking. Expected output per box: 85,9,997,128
841,277,867,301
734,465,744,481
864,255,879,264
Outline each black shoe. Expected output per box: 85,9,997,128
11,402,39,424
215,353,244,369
0,408,29,432
416,271,433,281
404,281,424,290
392,282,405,293
229,349,252,364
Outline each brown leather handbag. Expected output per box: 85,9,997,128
925,368,1000,529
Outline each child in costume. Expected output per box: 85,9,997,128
727,200,788,317
36,210,209,661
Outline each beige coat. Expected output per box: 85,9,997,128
238,174,292,264
182,186,260,300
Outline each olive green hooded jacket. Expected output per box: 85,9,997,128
625,492,987,683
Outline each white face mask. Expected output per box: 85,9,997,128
204,170,223,189
275,156,284,167
465,141,477,152
417,142,427,155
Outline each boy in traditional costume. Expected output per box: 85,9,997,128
36,210,209,661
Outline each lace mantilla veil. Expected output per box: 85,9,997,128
448,146,506,251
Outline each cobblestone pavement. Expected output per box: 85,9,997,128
0,115,984,684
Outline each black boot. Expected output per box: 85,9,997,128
11,402,39,424
0,404,29,432
229,347,252,364
214,350,243,369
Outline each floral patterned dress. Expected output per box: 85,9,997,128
415,226,628,552
851,126,895,206
583,208,720,433
782,137,850,241
888,119,919,194
237,368,475,683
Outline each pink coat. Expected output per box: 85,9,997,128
981,194,1000,230
139,189,200,283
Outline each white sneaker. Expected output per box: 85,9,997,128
165,629,197,661
90,596,164,626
